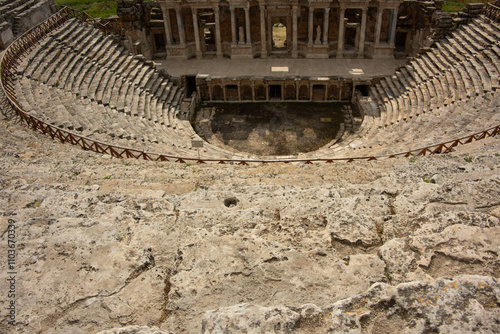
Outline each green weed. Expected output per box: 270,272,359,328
442,0,488,12
55,0,117,18
422,177,436,184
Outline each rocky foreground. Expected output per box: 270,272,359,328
0,114,499,333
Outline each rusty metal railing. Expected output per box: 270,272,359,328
1,7,499,165
485,3,500,22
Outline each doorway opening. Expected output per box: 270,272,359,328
154,33,166,53
186,76,197,97
269,85,282,99
272,22,287,50
199,9,216,54
356,85,370,96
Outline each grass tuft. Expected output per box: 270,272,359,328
55,0,117,18
442,0,489,13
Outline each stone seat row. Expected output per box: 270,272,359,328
13,19,228,158
18,21,184,116
15,26,243,159
352,93,500,157
16,77,172,148
15,76,242,160
0,0,37,16
309,90,500,159
368,16,500,130
318,17,500,159
12,14,500,162
17,20,188,127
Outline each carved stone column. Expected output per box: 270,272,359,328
296,80,299,101
292,5,298,58
323,8,330,45
192,7,202,58
175,7,186,46
308,7,314,46
374,7,383,45
214,6,222,58
208,81,213,101
230,6,237,45
358,7,367,58
336,7,345,58
244,7,251,44
161,6,172,45
389,8,398,46
260,5,267,58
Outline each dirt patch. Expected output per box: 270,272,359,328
194,102,345,156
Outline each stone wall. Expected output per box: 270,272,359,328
0,0,56,49
116,0,478,61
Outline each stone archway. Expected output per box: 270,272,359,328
267,7,292,57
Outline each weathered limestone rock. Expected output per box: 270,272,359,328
0,116,498,333
202,276,500,333
97,326,173,334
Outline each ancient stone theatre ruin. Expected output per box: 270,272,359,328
120,0,426,60
1,1,500,333
0,0,498,162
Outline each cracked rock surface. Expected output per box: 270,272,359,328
0,115,499,333
202,275,500,333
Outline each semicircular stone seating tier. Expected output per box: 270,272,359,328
306,14,500,159
0,0,53,39
12,15,500,161
14,18,251,160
